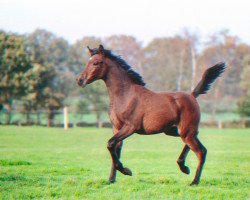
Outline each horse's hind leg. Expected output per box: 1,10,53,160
109,141,123,183
177,144,190,174
183,133,207,185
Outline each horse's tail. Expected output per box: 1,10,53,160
192,62,226,98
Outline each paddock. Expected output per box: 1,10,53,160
0,126,249,199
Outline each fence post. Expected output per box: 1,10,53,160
218,120,223,129
64,106,68,130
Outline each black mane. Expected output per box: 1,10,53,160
91,48,146,86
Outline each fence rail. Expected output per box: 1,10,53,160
0,108,250,128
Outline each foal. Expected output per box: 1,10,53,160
77,45,226,185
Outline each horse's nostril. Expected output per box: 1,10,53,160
79,79,83,85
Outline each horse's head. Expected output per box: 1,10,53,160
77,45,108,87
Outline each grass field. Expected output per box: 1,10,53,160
0,126,249,199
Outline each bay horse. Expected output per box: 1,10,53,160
76,45,226,185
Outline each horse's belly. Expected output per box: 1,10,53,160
142,113,177,134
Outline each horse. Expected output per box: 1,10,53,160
76,45,226,185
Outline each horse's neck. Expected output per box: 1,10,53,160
104,64,134,106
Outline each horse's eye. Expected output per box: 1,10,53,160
93,61,103,66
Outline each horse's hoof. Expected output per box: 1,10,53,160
177,161,190,175
123,167,132,176
190,180,199,186
109,179,116,184
182,166,190,175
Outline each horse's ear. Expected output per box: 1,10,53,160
99,45,105,56
87,46,94,56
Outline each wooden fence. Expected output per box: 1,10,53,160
0,107,250,129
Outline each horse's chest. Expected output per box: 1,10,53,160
109,99,139,129
109,109,124,130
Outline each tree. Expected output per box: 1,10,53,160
0,31,33,124
238,98,250,117
199,30,250,98
68,36,102,74
180,29,200,91
103,35,143,73
142,36,193,91
75,98,89,121
21,63,43,125
238,55,250,117
197,30,250,118
21,63,57,125
26,29,67,126
79,81,108,127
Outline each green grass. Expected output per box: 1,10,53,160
0,126,249,199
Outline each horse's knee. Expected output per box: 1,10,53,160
117,141,123,149
107,138,117,150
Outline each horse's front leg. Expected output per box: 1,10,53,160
107,126,134,181
109,141,123,183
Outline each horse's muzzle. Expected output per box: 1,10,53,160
76,77,86,88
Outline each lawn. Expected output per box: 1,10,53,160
0,126,249,199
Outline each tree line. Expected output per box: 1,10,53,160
0,29,249,126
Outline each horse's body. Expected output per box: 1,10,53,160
77,45,226,185
109,83,199,137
